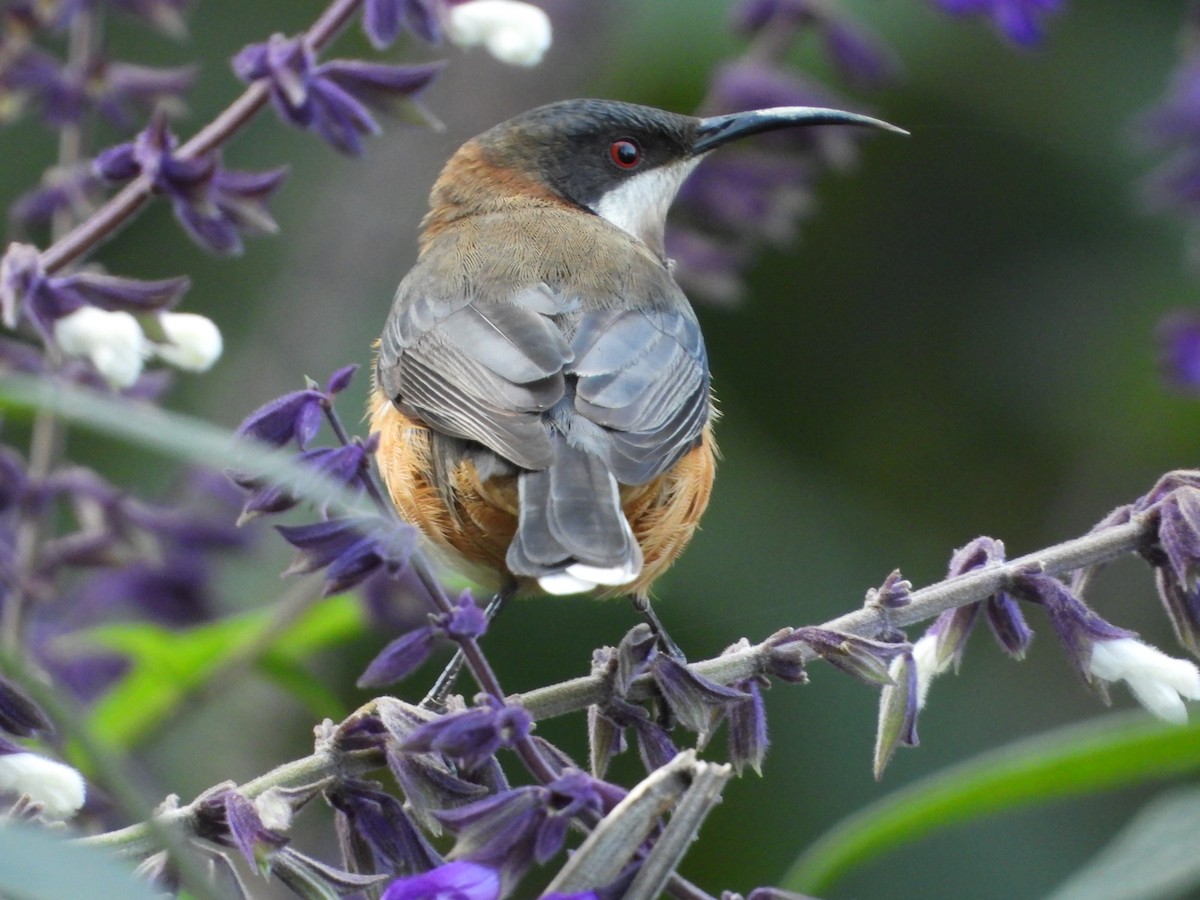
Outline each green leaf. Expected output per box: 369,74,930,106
784,712,1200,894
0,823,159,900
78,594,364,752
1046,786,1200,900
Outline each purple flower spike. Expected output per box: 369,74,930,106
380,861,500,900
95,117,287,255
401,694,532,773
0,242,188,343
364,0,443,48
931,0,1065,48
233,34,443,156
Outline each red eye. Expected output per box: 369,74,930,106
609,139,641,169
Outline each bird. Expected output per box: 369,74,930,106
370,98,903,614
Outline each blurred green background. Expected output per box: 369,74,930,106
5,0,1200,897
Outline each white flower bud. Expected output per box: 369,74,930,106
53,306,147,388
151,312,223,372
0,752,86,819
444,0,552,67
1088,637,1200,724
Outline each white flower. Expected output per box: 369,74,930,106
444,0,552,67
1088,637,1200,724
53,306,147,388
0,752,86,819
889,632,951,711
150,312,223,372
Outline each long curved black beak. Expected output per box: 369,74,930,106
691,106,907,156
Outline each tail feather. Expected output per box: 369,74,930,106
506,438,642,594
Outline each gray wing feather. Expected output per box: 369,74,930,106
569,307,709,483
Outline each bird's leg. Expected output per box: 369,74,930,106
631,592,686,661
420,581,517,712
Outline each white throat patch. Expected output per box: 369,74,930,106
590,158,703,255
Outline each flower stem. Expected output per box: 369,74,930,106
2,7,103,657
41,0,366,274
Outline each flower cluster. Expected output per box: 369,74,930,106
669,0,899,305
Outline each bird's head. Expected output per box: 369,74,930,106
425,98,905,257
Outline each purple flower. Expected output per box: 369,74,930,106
587,631,680,775
3,48,193,130
234,436,376,523
235,364,358,449
233,34,443,156
773,627,908,686
358,592,485,688
10,163,103,232
94,117,287,255
364,0,443,48
1132,472,1200,657
401,694,532,772
726,672,769,776
865,569,913,611
236,389,326,449
1157,311,1200,392
434,770,605,890
380,861,500,900
1010,569,1132,688
375,699,495,829
931,0,1065,47
937,537,1033,662
278,513,416,595
650,654,748,744
75,555,212,626
327,779,442,874
0,242,188,343
193,788,289,872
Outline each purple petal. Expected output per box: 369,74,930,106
235,389,325,447
326,363,358,394
380,861,500,900
357,626,438,687
364,0,404,49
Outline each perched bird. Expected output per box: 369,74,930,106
371,99,902,606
